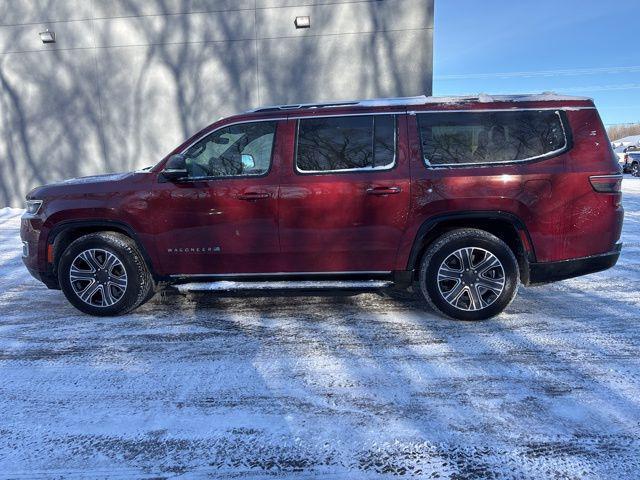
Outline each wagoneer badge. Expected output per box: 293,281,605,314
167,247,221,254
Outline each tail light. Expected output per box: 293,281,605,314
589,174,622,193
624,154,629,164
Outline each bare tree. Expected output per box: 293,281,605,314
607,124,640,142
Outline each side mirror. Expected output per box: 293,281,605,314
241,153,255,170
161,154,188,182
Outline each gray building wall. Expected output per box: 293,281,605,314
0,0,433,207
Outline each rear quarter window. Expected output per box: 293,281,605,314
417,110,568,167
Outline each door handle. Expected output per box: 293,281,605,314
237,192,270,201
366,186,401,195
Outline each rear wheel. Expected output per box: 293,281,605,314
632,162,639,177
418,229,519,321
58,232,154,316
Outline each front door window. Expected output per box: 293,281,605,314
184,121,277,179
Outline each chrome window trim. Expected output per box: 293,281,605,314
294,114,398,175
295,164,396,174
172,107,586,176
178,107,589,156
178,108,583,157
418,110,571,169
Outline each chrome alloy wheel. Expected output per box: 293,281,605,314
69,249,128,307
437,247,505,312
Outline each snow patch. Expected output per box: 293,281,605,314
0,207,24,220
612,135,640,147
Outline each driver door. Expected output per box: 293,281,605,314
151,120,282,276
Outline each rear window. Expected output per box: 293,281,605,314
417,110,568,166
296,115,396,173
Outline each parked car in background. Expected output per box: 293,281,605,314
614,146,640,174
614,144,628,165
613,142,640,173
21,94,623,321
626,150,640,176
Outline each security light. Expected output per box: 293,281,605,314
39,30,55,44
294,16,310,29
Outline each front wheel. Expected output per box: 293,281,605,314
58,232,154,316
632,162,640,177
418,229,519,321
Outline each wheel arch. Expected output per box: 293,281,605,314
47,220,159,280
406,211,535,284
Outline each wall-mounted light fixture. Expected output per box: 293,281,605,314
39,29,55,44
294,16,310,29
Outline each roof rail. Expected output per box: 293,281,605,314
245,92,591,114
248,95,429,113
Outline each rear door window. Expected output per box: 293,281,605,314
417,110,568,166
296,115,396,173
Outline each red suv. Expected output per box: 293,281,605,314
21,94,623,320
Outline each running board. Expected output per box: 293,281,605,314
176,280,393,293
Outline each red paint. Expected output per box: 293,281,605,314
22,96,623,283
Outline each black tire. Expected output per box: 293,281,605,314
139,284,158,305
632,162,639,177
418,228,519,321
58,232,154,316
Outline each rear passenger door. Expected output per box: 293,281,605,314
278,114,410,273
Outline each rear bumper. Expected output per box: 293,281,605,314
528,243,622,285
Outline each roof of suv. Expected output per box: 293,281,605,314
245,93,594,115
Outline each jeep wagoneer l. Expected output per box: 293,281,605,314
21,94,623,320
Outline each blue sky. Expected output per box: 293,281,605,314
433,0,640,125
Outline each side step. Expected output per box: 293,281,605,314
175,280,393,293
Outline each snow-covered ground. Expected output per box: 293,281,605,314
0,180,639,479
